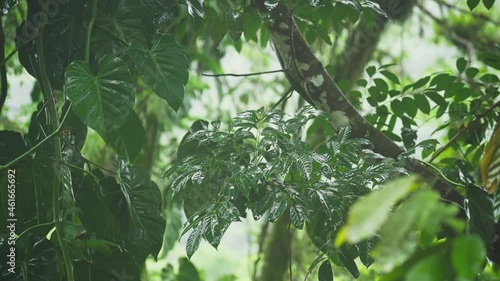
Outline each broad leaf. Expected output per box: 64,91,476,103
65,55,135,139
130,34,189,111
451,235,486,281
336,176,420,245
116,159,166,259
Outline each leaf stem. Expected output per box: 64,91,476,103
85,0,98,63
37,12,74,281
0,107,71,172
16,221,55,240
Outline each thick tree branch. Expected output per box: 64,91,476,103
253,0,464,205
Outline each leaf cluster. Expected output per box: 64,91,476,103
164,106,407,272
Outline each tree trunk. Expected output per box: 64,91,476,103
258,212,291,281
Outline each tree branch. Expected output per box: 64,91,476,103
253,0,464,204
202,69,286,77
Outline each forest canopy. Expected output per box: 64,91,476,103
0,0,499,280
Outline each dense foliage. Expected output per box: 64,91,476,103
0,0,499,280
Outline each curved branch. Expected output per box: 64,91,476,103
253,0,463,204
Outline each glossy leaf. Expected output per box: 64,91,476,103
65,55,135,139
130,34,189,111
116,159,166,259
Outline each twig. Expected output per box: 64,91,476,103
271,87,294,110
430,100,500,163
202,69,285,77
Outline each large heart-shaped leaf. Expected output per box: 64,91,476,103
129,34,189,111
65,55,135,139
16,0,86,90
116,158,166,259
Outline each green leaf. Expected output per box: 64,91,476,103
391,100,404,117
380,70,400,85
414,94,431,114
336,176,420,245
424,91,447,107
74,249,142,281
97,0,152,43
483,0,495,9
129,34,189,111
456,58,467,73
451,235,486,281
402,97,417,118
65,55,135,139
366,66,376,77
405,254,449,281
467,0,481,9
116,159,166,259
373,190,443,271
186,227,203,258
209,15,227,47
0,131,28,165
318,260,334,281
0,234,58,280
178,257,201,281
16,1,86,90
465,67,479,79
268,192,288,222
225,11,243,41
107,112,145,162
412,76,430,89
466,185,494,251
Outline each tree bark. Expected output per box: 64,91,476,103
258,212,291,281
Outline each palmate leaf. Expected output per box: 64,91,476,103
116,158,166,259
65,55,135,139
130,34,189,111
